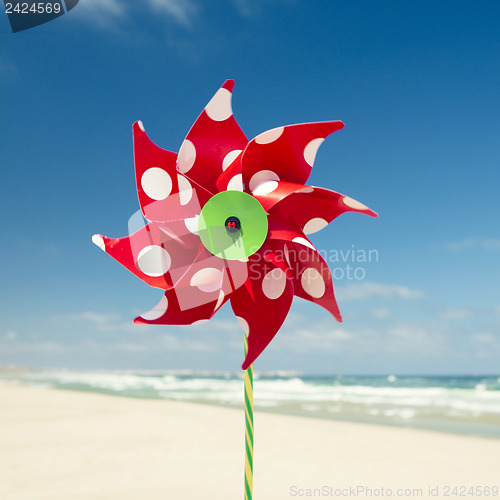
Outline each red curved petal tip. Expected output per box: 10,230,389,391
133,120,146,134
91,234,106,252
222,79,235,92
133,316,147,325
356,206,378,218
241,341,264,368
361,208,378,218
242,349,257,370
340,196,378,218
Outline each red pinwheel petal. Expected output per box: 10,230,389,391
177,80,248,195
92,223,202,290
134,286,229,325
266,219,342,321
231,247,294,370
287,240,342,321
133,121,208,222
155,245,249,314
151,219,199,249
241,121,344,191
253,182,378,233
216,151,244,192
250,180,313,211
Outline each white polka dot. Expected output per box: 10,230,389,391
283,244,291,267
205,88,233,121
137,120,145,131
262,268,287,300
301,267,326,298
190,268,223,293
292,237,316,251
255,126,284,144
192,319,209,325
140,296,168,320
303,217,328,235
136,245,171,277
215,290,225,310
236,316,249,334
141,168,172,201
177,174,193,206
295,186,314,194
226,173,243,191
184,215,199,235
343,196,368,210
248,170,280,192
222,149,242,171
177,139,196,173
304,138,325,167
252,180,279,196
92,234,105,251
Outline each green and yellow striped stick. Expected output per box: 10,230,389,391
243,333,254,500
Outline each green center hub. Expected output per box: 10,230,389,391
198,191,268,260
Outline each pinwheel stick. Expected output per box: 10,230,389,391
243,333,254,500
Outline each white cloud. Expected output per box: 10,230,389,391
231,0,295,17
278,326,355,354
159,333,217,352
439,308,473,320
76,0,126,26
371,308,390,319
74,0,198,28
0,340,69,354
146,0,198,27
50,312,242,352
55,311,141,333
3,331,17,340
384,322,450,354
82,335,213,354
336,282,424,301
271,315,449,358
0,332,227,359
77,311,119,324
232,0,253,16
470,333,497,344
446,238,500,251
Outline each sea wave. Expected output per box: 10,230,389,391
2,370,500,438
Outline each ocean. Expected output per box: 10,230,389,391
3,370,500,439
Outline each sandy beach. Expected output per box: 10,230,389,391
1,381,499,500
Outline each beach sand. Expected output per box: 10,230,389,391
1,381,499,500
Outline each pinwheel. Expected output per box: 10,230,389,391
92,79,377,499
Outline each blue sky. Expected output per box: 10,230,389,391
1,0,499,374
